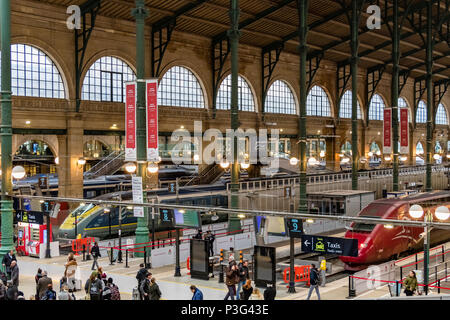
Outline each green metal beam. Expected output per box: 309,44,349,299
0,0,14,255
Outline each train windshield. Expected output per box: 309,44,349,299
70,203,94,217
352,217,376,232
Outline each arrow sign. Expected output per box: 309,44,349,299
301,235,358,257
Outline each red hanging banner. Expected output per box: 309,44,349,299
125,82,137,161
383,108,392,154
400,108,409,154
146,79,159,162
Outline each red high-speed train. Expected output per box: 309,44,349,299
340,191,450,271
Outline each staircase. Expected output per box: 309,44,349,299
84,151,125,179
183,164,225,186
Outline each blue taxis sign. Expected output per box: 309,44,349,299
301,235,358,257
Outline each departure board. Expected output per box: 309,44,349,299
174,209,201,229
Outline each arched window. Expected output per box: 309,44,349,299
158,66,205,108
436,103,448,125
339,90,362,119
265,80,296,114
0,44,65,98
416,141,425,165
84,140,111,158
216,74,255,112
398,97,411,122
82,56,135,103
306,85,331,117
368,94,386,120
416,100,427,123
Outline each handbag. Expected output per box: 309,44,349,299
85,281,91,300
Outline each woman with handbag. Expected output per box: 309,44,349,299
84,271,103,300
403,271,418,296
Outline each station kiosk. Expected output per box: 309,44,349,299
16,210,52,257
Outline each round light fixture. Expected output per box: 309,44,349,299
77,157,86,166
289,157,298,166
220,160,230,169
400,156,408,162
308,157,317,166
12,166,26,180
193,154,200,162
384,156,392,161
319,151,325,158
147,163,159,174
433,153,440,160
368,151,373,157
376,151,381,156
341,157,350,164
409,204,424,219
55,157,59,165
306,218,314,224
435,206,450,221
124,162,137,174
240,162,250,170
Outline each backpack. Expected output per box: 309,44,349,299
102,285,112,299
41,289,56,300
89,280,100,295
110,284,121,300
310,269,319,285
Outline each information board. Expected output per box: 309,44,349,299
174,209,201,229
159,208,174,227
301,235,358,257
285,218,303,238
190,239,209,280
254,245,276,288
266,216,287,236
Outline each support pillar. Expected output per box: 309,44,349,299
425,2,433,191
391,0,400,191
228,0,242,233
0,0,14,255
133,0,150,254
297,0,309,213
350,0,359,190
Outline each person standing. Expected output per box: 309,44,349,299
42,283,56,300
2,250,16,279
190,285,203,300
403,271,418,296
34,268,43,299
64,253,78,291
139,273,152,301
224,262,239,300
319,258,327,287
306,264,321,300
149,278,162,300
107,278,121,300
57,284,72,300
205,231,215,257
136,263,149,300
263,283,276,300
90,242,101,270
236,260,249,300
241,280,253,300
37,270,52,299
193,230,203,240
84,271,102,301
9,261,19,288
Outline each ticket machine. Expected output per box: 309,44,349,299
16,210,52,257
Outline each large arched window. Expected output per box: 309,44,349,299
368,94,386,120
397,97,411,122
416,100,427,123
265,80,296,114
339,90,362,119
436,103,448,125
216,74,255,112
158,66,205,108
82,56,135,103
306,85,331,117
0,44,65,98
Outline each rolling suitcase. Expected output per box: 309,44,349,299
132,286,140,300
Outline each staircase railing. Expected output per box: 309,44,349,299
84,151,125,179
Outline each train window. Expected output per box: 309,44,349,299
352,222,376,232
86,212,108,228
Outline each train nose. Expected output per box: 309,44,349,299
339,233,372,265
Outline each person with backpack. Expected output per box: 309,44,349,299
2,250,16,280
306,264,321,300
107,278,121,300
149,278,161,300
84,271,103,300
263,283,276,300
224,262,239,300
136,264,148,300
190,285,203,300
139,273,152,300
41,283,56,300
90,242,101,270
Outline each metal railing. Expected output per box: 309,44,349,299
84,151,125,179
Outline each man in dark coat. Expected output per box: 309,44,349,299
9,261,19,287
263,283,276,300
90,242,101,270
2,250,17,279
37,270,53,299
136,263,149,300
205,231,215,257
139,273,152,301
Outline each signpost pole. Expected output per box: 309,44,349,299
45,212,51,258
174,227,181,277
288,236,296,293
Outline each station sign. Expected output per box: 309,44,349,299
301,235,358,257
125,82,137,161
285,218,303,238
159,208,174,227
400,108,409,154
38,176,49,190
146,79,159,162
383,108,392,154
15,210,44,225
168,182,178,193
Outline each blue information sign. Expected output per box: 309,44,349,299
301,235,358,257
285,218,303,238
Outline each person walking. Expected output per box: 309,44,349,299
149,278,162,300
306,264,321,300
224,262,239,300
139,273,152,301
136,263,149,300
84,271,103,301
319,258,327,287
403,271,418,296
2,250,16,280
190,285,203,300
236,260,249,300
9,261,19,288
205,231,215,257
241,280,253,300
64,253,78,291
90,242,101,270
263,284,276,300
37,270,52,300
